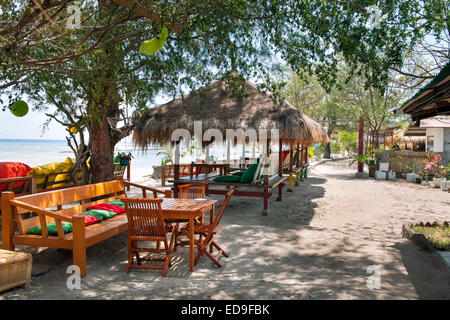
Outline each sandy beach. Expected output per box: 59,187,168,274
1,159,449,300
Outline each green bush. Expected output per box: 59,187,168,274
339,131,358,155
331,141,342,154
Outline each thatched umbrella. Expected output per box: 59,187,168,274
133,79,329,148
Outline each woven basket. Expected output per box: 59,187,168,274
0,249,32,292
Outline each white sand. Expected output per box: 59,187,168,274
1,159,449,299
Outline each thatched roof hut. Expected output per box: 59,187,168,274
133,79,329,149
392,129,426,144
385,128,426,150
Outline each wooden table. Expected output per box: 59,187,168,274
161,198,217,271
190,163,228,176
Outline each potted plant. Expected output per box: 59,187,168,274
367,158,377,177
116,152,133,166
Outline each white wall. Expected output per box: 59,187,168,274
426,128,444,152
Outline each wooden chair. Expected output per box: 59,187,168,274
173,182,208,250
178,182,207,199
182,188,235,267
122,198,176,277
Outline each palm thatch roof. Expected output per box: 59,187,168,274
391,129,426,144
133,79,329,149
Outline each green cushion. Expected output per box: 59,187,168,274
232,171,245,176
84,209,117,220
213,175,241,183
27,222,73,235
240,160,259,183
293,151,298,164
107,199,125,208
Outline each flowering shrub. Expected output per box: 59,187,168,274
423,154,444,178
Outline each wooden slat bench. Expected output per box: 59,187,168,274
1,176,171,278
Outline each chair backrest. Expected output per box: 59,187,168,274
211,188,235,230
122,198,166,238
178,182,207,199
113,162,126,177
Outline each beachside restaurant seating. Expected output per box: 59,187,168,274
1,176,172,278
172,154,286,215
181,188,235,267
161,164,202,187
122,198,176,277
0,160,131,197
173,182,208,251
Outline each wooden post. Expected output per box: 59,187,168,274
295,143,301,186
205,144,210,164
278,138,283,177
287,144,294,192
226,139,231,166
1,192,16,251
241,142,246,169
126,163,131,191
31,176,37,194
276,138,283,201
174,141,180,198
263,136,270,215
72,215,87,278
358,116,364,173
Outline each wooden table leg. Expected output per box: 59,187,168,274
210,204,215,253
189,217,195,272
263,187,269,216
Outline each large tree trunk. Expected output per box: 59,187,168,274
88,82,122,183
323,124,333,159
323,143,331,159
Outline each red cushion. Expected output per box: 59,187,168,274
0,162,32,191
282,150,289,161
81,215,101,226
86,203,125,214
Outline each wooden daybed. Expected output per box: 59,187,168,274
1,176,171,278
171,172,286,216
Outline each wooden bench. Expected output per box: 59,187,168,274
1,176,172,278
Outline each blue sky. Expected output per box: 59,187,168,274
0,104,67,140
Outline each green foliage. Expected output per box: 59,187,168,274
139,26,168,56
157,145,174,165
412,224,450,251
1,0,449,100
350,153,370,166
116,152,133,162
339,131,358,155
330,141,342,155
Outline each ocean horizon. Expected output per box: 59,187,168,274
0,138,164,182
0,138,248,182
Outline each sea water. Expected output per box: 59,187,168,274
0,139,253,182
0,139,163,182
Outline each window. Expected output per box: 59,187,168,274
426,135,434,152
